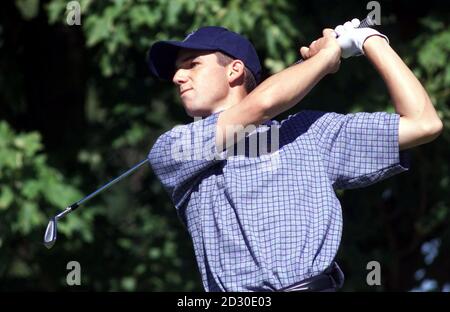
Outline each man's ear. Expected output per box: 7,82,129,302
227,60,245,84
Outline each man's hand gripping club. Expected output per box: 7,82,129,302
299,28,342,74
300,18,389,63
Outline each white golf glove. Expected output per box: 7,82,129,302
334,18,389,59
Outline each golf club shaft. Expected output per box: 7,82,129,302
69,158,149,211
56,207,72,219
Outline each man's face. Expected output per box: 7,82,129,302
173,49,229,117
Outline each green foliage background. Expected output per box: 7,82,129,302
0,0,449,291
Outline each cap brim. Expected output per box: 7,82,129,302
147,41,216,81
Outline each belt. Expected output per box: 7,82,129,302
278,262,345,292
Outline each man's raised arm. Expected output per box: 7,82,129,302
216,29,341,150
363,36,443,151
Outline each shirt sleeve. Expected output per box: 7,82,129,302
147,112,224,209
309,111,411,190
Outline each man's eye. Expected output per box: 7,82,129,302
191,62,199,67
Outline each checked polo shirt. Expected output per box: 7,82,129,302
148,110,410,291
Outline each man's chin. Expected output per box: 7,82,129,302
184,105,211,118
181,97,213,117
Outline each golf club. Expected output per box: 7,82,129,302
43,158,149,249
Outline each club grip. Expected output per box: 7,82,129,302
359,15,376,28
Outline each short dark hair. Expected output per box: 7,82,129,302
215,52,257,93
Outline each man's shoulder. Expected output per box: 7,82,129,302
279,109,331,128
280,109,391,128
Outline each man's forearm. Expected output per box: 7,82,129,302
249,49,336,121
363,37,441,128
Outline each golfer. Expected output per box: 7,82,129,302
146,20,443,291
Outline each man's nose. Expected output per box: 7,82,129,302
172,69,188,85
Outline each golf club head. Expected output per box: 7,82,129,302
41,159,148,250
44,217,57,249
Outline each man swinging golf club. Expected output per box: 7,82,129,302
145,17,443,292
45,16,443,292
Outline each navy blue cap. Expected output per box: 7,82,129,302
147,26,261,83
